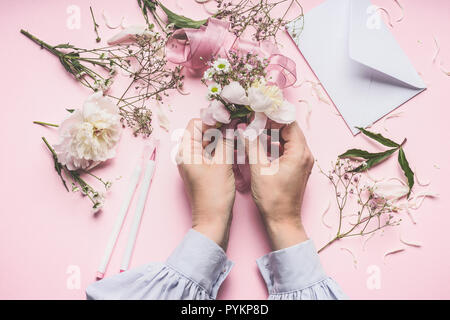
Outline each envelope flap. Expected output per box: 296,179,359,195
348,0,425,89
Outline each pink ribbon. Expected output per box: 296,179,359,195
165,18,297,88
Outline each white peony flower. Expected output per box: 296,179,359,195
54,91,122,170
200,100,231,125
213,58,231,73
247,80,296,124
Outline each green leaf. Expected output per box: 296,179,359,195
339,148,394,160
356,127,400,148
66,108,75,113
230,108,251,119
158,2,207,29
398,148,414,197
351,148,398,172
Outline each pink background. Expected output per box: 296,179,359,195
1,0,449,299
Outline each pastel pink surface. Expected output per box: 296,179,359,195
0,0,449,299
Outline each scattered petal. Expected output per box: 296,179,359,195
203,3,218,15
156,102,170,132
408,191,439,210
362,233,375,251
414,166,430,186
432,37,440,64
311,82,330,105
177,86,190,95
383,247,405,264
365,170,383,183
373,179,409,201
340,247,358,269
439,62,450,76
382,112,403,132
321,199,332,229
376,7,394,28
393,0,404,22
433,164,440,169
102,10,124,29
399,231,422,247
298,99,312,128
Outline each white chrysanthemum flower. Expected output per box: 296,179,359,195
208,83,222,98
54,91,122,170
213,58,231,73
203,67,215,81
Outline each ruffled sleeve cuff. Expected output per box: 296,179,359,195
256,240,347,300
166,229,234,299
86,229,233,300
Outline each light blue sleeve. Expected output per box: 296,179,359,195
256,240,347,300
86,229,234,300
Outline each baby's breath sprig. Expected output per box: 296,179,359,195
41,137,112,213
215,0,304,42
317,159,402,253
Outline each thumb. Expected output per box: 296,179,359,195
281,121,307,157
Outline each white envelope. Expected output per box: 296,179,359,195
286,0,426,134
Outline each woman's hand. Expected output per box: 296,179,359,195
177,119,236,250
244,121,314,251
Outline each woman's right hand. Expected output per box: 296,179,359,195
244,121,314,251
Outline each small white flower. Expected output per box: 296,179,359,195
203,67,215,81
208,83,222,98
213,58,231,73
245,64,253,71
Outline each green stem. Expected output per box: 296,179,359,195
33,121,59,127
20,29,61,57
89,6,101,42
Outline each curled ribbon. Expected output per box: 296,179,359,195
165,18,297,88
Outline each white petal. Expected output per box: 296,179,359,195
107,25,153,45
200,107,216,126
244,112,267,140
221,81,249,105
373,180,409,200
211,100,231,124
247,87,272,112
266,100,296,124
